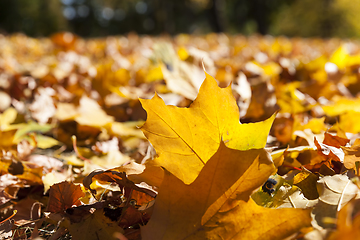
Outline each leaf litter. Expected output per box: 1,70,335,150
1,33,360,239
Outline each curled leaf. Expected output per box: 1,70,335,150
47,181,85,213
314,137,344,162
83,169,156,198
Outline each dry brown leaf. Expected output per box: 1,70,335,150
313,175,360,229
83,170,156,198
68,209,127,240
341,138,360,169
47,181,85,213
13,197,42,225
0,217,13,239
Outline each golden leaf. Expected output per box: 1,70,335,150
140,72,275,184
141,142,311,240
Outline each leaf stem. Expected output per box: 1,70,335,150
72,135,91,162
282,164,302,171
0,210,17,224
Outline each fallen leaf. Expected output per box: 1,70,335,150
293,129,319,147
317,175,360,208
34,135,60,149
327,198,360,240
0,174,21,205
140,71,275,184
118,205,149,229
42,171,70,193
314,137,344,162
0,107,18,129
161,65,199,100
293,170,319,200
68,209,127,240
272,116,294,145
342,138,360,169
89,150,131,169
130,188,155,206
16,165,43,185
47,181,85,213
338,110,360,133
13,197,42,225
29,87,56,124
51,32,78,50
16,139,35,159
110,121,146,139
322,97,360,117
26,154,64,171
277,188,318,209
232,72,251,117
252,174,317,209
0,91,11,112
0,130,17,148
301,117,328,134
193,199,311,240
244,80,279,121
127,160,164,188
0,211,15,239
312,175,360,229
83,170,156,198
323,132,349,148
276,82,313,114
141,142,311,240
152,42,203,100
54,102,78,121
13,121,53,143
76,96,114,128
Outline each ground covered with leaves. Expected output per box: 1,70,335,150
1,32,360,239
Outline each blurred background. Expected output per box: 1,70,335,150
0,0,360,38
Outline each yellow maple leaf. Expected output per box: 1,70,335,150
140,72,275,184
141,142,311,240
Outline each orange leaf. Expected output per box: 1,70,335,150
314,137,344,162
323,132,349,148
